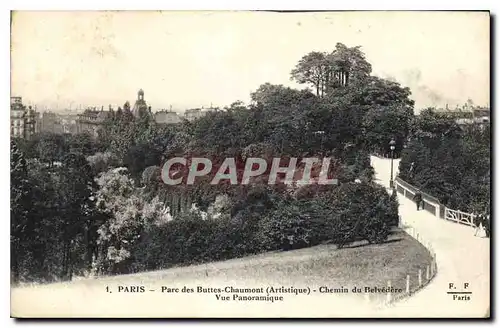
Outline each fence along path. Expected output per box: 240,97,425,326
370,156,490,318
395,173,487,229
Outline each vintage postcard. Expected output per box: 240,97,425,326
10,10,490,318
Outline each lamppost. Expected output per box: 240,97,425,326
389,138,396,188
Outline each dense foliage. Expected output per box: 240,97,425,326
398,109,491,213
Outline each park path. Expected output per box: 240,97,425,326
370,156,490,318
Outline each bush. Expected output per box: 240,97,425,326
258,199,318,251
323,182,396,247
121,182,398,275
258,182,397,251
132,210,215,270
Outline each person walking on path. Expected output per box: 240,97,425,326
474,211,490,238
413,189,423,211
473,211,491,238
484,214,490,238
473,213,483,237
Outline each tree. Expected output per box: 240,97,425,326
56,152,96,279
251,83,315,106
124,143,163,181
410,108,462,143
362,104,412,155
11,140,100,282
141,165,162,198
352,76,414,108
87,151,120,176
399,112,490,212
189,110,243,154
290,44,372,97
291,51,328,97
94,168,142,274
325,43,372,90
93,167,172,274
324,182,395,246
66,133,103,156
35,133,67,166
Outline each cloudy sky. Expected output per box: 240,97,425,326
11,11,490,112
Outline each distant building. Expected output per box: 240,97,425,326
39,111,58,133
432,101,490,120
75,89,152,137
430,100,490,131
11,97,25,138
60,114,79,134
11,96,22,106
472,107,490,119
456,116,490,127
155,110,182,125
184,108,204,121
10,97,38,139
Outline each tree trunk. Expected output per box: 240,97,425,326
62,240,68,280
85,222,94,271
324,70,329,94
62,237,73,281
172,193,179,216
68,241,73,281
186,194,192,212
11,238,20,284
30,241,46,281
180,193,186,213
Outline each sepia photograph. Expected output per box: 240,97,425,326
9,10,490,318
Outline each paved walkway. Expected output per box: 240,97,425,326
371,156,490,318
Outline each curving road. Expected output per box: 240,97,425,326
371,155,490,318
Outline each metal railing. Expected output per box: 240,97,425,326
394,176,444,218
394,177,482,230
444,208,476,227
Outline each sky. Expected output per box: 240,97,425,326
10,11,490,113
